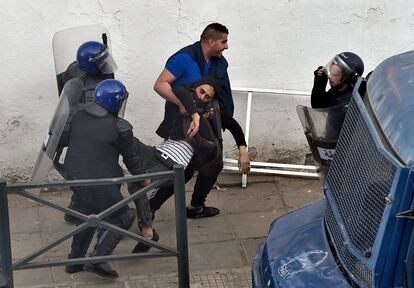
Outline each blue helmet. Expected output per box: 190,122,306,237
76,41,118,75
93,79,128,115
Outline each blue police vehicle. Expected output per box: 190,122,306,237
252,50,414,287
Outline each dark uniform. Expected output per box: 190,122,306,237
57,61,115,223
57,61,114,103
64,102,138,277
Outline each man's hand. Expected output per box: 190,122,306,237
141,179,151,186
314,66,325,77
203,108,214,119
238,146,250,174
141,226,154,239
187,113,200,138
179,103,188,116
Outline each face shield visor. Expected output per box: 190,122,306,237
323,55,354,84
118,91,129,117
89,45,118,74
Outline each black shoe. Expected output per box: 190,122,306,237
65,264,83,274
186,205,220,218
84,262,119,278
132,230,160,253
64,213,79,224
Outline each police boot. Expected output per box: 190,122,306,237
65,253,84,274
85,210,135,278
84,261,118,278
65,227,95,274
84,230,123,278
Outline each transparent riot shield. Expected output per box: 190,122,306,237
30,78,84,192
53,24,111,76
51,25,126,117
53,24,115,95
296,103,348,183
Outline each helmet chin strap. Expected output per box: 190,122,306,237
336,82,349,92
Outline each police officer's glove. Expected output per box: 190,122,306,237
314,66,324,77
314,66,328,86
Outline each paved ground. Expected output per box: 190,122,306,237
5,173,323,287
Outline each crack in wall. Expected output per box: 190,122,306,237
176,0,195,42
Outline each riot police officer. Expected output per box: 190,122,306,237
63,79,138,278
301,52,364,183
56,35,117,101
311,52,364,108
57,37,119,223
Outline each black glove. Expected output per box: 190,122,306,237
313,66,324,77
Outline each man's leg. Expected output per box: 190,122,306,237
130,157,182,253
65,187,95,273
186,170,221,218
84,185,134,278
66,226,96,273
128,183,160,254
149,163,195,213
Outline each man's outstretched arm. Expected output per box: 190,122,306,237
221,116,250,174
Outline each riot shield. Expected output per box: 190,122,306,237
53,25,115,95
53,24,112,76
30,78,84,190
296,103,348,183
52,25,127,117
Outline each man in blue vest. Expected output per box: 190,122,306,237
151,23,250,218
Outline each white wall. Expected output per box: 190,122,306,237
1,0,414,179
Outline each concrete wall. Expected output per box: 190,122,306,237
1,0,414,179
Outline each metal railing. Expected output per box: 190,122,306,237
224,88,318,187
0,165,189,288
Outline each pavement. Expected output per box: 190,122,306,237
6,173,323,288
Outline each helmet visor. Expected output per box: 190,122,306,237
90,46,118,74
118,91,129,117
323,55,353,83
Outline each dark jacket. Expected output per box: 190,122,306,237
156,85,198,141
156,76,222,141
63,103,125,179
171,41,234,116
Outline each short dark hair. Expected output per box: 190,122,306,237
200,23,229,41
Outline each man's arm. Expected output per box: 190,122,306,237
221,115,250,174
173,85,201,137
116,118,145,175
154,68,187,114
311,66,329,108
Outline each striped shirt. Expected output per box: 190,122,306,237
155,139,194,168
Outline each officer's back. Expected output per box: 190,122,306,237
64,102,123,180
